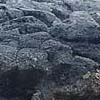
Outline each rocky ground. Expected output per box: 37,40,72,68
0,0,100,100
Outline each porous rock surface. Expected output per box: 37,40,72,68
0,0,100,100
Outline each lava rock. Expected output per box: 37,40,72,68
41,39,73,65
70,42,100,63
33,56,99,100
16,48,50,71
0,44,17,72
0,16,48,32
0,28,20,42
0,0,100,100
50,11,100,43
23,9,60,27
19,32,51,48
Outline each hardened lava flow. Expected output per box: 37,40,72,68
0,0,100,100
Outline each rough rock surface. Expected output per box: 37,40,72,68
0,0,100,100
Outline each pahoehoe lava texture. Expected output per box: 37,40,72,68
0,0,100,100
